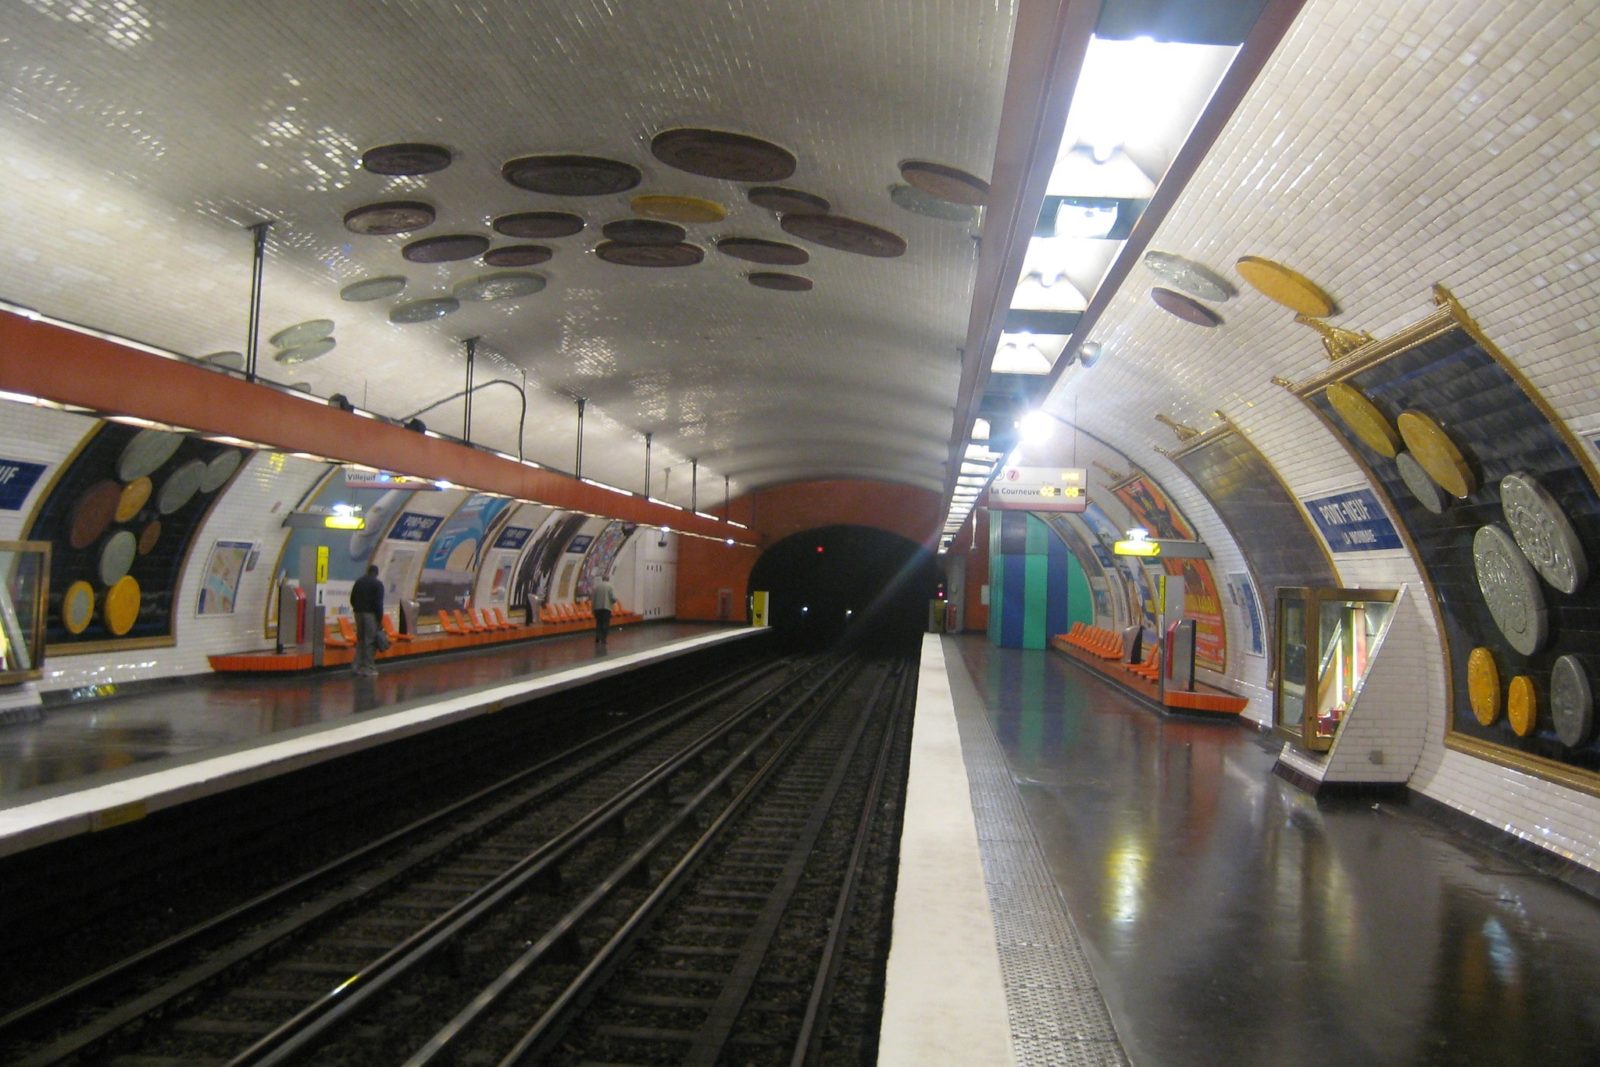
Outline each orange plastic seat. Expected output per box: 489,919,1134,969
438,612,467,636
337,615,358,644
493,607,519,630
382,613,413,643
480,608,510,631
325,622,353,648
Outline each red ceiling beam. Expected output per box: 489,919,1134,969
0,310,743,542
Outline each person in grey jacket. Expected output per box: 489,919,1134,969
589,572,616,652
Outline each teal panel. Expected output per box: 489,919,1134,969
1023,551,1047,648
1067,551,1094,629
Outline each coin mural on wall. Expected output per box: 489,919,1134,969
1396,410,1476,499
1395,451,1444,514
1327,382,1400,458
1467,646,1501,726
1472,524,1548,656
1507,675,1538,737
1551,655,1595,748
1500,471,1588,595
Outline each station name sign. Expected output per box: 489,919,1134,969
988,466,1088,513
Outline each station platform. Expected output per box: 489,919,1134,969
889,634,1600,1066
0,622,761,859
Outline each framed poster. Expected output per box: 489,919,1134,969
197,540,252,615
1111,474,1227,672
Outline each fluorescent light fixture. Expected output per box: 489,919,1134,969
648,497,684,510
960,462,991,475
972,418,991,441
726,520,748,529
581,477,633,495
966,443,1002,461
694,510,719,520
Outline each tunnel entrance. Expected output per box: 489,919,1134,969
748,525,941,651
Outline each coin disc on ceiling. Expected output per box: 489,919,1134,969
274,337,337,364
69,480,123,550
268,319,334,349
342,200,436,235
780,213,906,257
716,237,809,266
593,241,705,268
1507,675,1538,737
453,271,547,302
202,350,245,370
1467,647,1501,726
103,575,141,636
1473,524,1548,656
1325,382,1400,458
482,244,552,267
630,194,727,223
1396,410,1475,498
1551,655,1595,747
157,458,206,515
1235,256,1336,316
117,428,184,482
748,186,830,215
889,183,979,222
493,211,586,239
340,275,408,302
389,297,461,323
502,154,642,196
61,580,95,635
1396,451,1445,514
200,449,244,493
1144,251,1233,302
602,219,687,246
1500,471,1588,594
1151,287,1222,327
403,234,490,263
360,142,453,176
899,160,989,206
116,476,152,522
650,128,796,183
748,272,812,292
99,529,137,586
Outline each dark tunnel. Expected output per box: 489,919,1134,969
747,524,942,651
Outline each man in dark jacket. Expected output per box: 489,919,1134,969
350,564,383,676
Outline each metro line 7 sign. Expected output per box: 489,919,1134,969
988,466,1089,513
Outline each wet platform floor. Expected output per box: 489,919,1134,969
0,622,744,807
950,637,1600,1067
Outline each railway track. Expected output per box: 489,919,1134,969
2,647,915,1065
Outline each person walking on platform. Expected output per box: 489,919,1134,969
590,571,616,652
351,564,384,677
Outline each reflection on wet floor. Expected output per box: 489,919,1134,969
0,623,732,805
955,639,1600,1067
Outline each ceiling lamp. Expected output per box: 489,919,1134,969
972,418,991,441
992,337,1052,375
1046,145,1156,199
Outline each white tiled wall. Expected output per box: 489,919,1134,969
1049,0,1600,870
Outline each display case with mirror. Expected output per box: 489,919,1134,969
0,541,51,684
1275,587,1398,752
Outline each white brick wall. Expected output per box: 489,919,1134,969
1047,0,1600,870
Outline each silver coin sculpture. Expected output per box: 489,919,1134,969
1472,524,1548,656
1551,655,1595,747
1500,471,1588,595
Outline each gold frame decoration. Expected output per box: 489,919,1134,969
1286,284,1600,796
0,540,51,684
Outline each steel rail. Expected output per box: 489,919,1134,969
229,655,853,1065
467,657,869,1066
791,660,915,1065
3,657,786,1065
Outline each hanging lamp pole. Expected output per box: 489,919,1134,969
691,458,698,513
644,432,653,497
244,221,272,384
575,397,586,478
462,337,479,443
723,474,730,520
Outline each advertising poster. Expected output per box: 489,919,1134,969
511,511,586,610
576,521,635,599
1226,571,1266,658
415,494,512,617
1113,475,1227,672
1081,502,1157,636
197,540,252,615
